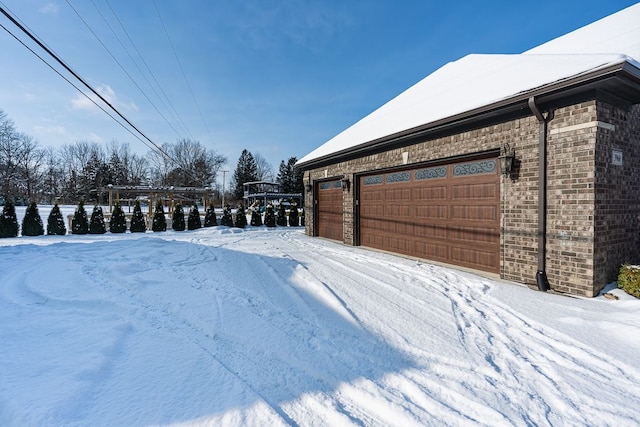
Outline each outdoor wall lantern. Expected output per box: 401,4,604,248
499,144,516,177
305,171,313,193
341,177,351,192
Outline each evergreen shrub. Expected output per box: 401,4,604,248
288,204,299,227
172,203,185,231
47,204,66,235
234,204,247,228
300,207,305,226
618,263,640,298
71,201,89,235
89,205,107,234
152,201,167,232
250,209,262,226
203,205,217,227
276,203,287,226
22,201,44,236
110,203,127,233
220,204,233,227
0,199,19,238
188,205,202,230
130,200,147,233
264,204,276,227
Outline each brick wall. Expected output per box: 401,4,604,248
500,116,541,288
593,102,640,293
546,102,598,296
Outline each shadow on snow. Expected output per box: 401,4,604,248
0,235,416,426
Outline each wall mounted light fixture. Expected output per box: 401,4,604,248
304,171,313,193
341,177,350,192
499,143,516,177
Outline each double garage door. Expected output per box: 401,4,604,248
358,157,500,273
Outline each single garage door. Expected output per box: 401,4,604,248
317,179,343,241
359,157,500,273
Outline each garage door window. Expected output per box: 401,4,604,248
386,172,410,183
416,166,447,180
364,175,383,185
453,159,497,176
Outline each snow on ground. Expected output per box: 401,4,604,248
1,206,639,426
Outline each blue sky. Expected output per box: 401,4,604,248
0,0,637,173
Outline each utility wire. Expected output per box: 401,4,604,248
65,0,190,142
0,19,150,149
103,0,197,142
152,0,216,146
0,2,208,186
90,0,195,140
0,4,173,162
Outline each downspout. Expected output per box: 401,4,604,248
528,96,554,292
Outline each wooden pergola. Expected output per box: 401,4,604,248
100,185,214,216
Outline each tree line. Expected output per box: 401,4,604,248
1,108,227,205
1,108,304,206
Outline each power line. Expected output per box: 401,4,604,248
89,0,196,141
102,0,197,143
0,2,214,187
152,0,216,146
0,3,174,163
64,0,189,142
0,20,149,150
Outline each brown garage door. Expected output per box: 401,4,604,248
317,179,343,241
359,157,500,273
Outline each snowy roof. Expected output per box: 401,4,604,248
298,3,640,167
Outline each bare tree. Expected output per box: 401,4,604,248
0,111,47,202
129,152,149,185
148,142,174,186
253,152,274,182
16,134,46,201
0,115,21,197
149,139,226,187
59,141,98,201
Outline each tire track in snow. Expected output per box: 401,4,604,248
271,234,484,424
196,239,381,421
400,262,640,425
276,232,640,425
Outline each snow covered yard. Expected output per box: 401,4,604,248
1,217,639,426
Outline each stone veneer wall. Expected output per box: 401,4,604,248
303,99,640,296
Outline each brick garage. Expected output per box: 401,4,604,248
297,5,640,297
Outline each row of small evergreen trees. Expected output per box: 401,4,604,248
0,200,304,238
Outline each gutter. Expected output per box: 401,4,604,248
528,96,554,292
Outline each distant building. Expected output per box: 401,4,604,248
296,4,640,297
242,181,302,208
